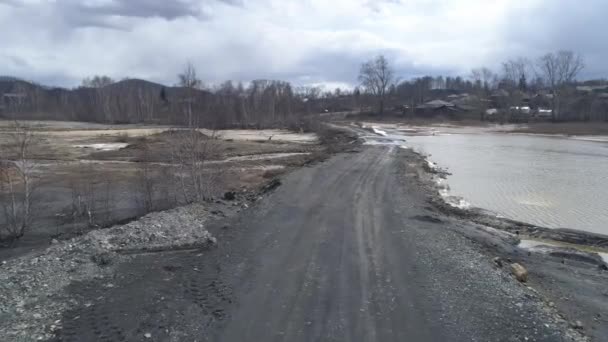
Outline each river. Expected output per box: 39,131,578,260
380,127,608,236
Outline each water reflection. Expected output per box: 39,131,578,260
399,130,608,235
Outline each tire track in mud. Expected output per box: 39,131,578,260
51,250,235,342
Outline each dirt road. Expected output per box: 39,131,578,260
54,147,572,342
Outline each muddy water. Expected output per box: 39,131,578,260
388,129,608,235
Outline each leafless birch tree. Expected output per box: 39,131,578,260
0,122,37,241
178,62,202,127
359,55,394,115
536,50,585,120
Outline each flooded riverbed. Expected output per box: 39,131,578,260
385,127,608,235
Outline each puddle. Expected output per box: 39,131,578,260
519,239,608,263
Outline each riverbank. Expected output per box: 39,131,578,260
397,148,608,340
509,122,608,136
340,115,608,139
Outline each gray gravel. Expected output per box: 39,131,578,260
0,204,216,341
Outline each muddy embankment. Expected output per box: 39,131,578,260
0,122,334,260
396,147,608,341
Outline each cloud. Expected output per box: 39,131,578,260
0,0,606,88
74,0,203,20
497,0,608,78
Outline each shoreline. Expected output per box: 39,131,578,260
396,147,608,341
358,122,608,248
408,148,608,251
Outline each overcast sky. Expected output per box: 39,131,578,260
1,0,606,89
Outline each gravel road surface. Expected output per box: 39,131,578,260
52,147,575,342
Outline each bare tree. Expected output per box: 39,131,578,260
359,55,394,115
536,50,585,120
0,122,37,241
81,76,115,88
470,67,497,94
62,165,118,232
500,58,534,117
135,141,156,213
178,62,202,127
81,75,117,122
297,86,321,115
502,58,532,91
171,129,219,204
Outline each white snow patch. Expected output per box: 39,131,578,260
446,197,472,209
422,155,471,210
75,143,128,151
570,135,608,143
372,126,388,136
519,239,608,264
600,252,608,264
518,239,554,250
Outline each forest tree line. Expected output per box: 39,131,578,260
2,50,608,126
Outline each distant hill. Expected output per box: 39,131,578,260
0,76,309,128
0,77,213,125
0,76,21,82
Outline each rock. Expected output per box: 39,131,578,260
261,179,282,193
570,320,584,330
91,252,115,267
144,332,152,338
493,257,503,268
51,239,59,244
599,263,608,271
223,191,236,201
510,263,528,282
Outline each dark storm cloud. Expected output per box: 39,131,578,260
3,0,204,20
217,0,244,6
500,0,608,77
1,0,608,88
295,48,454,86
72,0,202,20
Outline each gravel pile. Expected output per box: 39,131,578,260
0,204,216,341
88,204,217,253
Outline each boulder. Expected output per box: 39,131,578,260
510,263,528,282
493,257,503,268
570,320,584,330
223,191,236,201
91,251,115,267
